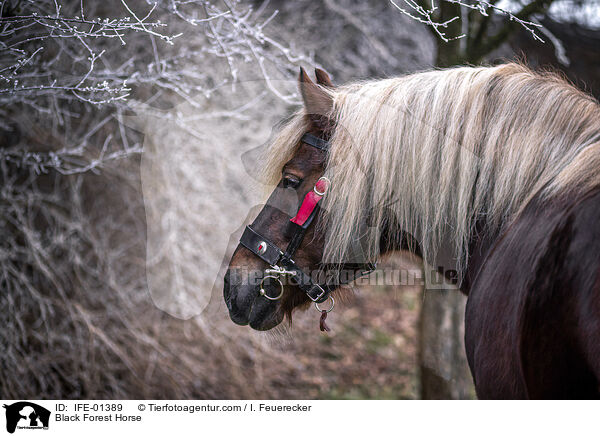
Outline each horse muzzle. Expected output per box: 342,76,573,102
223,268,284,330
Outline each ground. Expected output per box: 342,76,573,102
267,254,422,399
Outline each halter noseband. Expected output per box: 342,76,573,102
239,133,376,315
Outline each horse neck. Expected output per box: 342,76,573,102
460,220,502,295
379,219,500,296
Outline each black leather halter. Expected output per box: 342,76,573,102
239,133,375,304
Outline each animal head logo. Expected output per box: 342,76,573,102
3,402,50,434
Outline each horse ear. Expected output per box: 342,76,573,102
314,68,334,88
299,67,333,118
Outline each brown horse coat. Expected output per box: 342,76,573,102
465,189,600,399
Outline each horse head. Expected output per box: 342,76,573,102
223,68,373,330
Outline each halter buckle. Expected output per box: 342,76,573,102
313,176,330,196
307,284,326,302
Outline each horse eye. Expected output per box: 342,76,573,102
282,176,302,189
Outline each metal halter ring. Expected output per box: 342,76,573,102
259,275,285,300
314,296,335,313
313,176,331,196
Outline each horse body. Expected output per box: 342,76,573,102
224,63,600,398
466,189,600,399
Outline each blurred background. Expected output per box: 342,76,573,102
1,0,599,399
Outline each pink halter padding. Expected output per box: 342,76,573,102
290,178,329,226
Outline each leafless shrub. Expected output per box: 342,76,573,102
0,149,326,398
389,0,546,42
0,0,319,399
1,0,312,172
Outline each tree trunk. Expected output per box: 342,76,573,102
435,39,464,67
419,288,475,399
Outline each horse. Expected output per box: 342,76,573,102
223,63,600,398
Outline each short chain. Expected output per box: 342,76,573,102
265,265,297,276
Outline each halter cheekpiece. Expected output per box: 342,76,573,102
239,133,375,328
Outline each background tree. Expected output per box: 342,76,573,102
392,0,556,66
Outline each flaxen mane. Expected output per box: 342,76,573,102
264,63,600,275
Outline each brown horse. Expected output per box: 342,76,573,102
224,64,600,398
